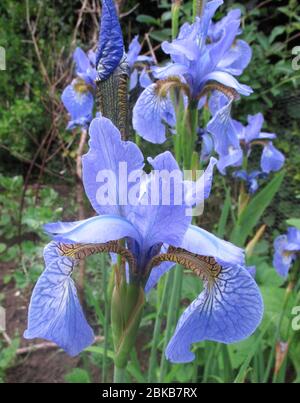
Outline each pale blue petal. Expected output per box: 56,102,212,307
139,68,153,88
273,235,294,278
24,242,94,356
82,117,144,216
218,40,252,76
261,142,285,173
131,152,191,251
44,215,142,246
127,36,142,68
203,71,253,96
61,81,94,129
181,225,245,266
166,264,263,363
133,84,176,144
152,63,188,80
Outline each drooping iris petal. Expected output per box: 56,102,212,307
139,68,153,88
207,95,243,174
181,225,244,265
129,68,139,91
273,235,294,278
44,215,142,246
166,263,263,363
261,142,285,173
200,132,214,162
133,84,176,144
61,81,94,130
286,227,300,251
233,170,263,194
24,242,94,356
96,0,124,80
203,71,253,96
217,147,243,175
82,117,144,216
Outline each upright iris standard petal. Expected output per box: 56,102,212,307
44,215,143,246
127,36,142,68
61,81,94,130
96,0,124,80
286,227,300,251
261,142,285,173
132,151,192,251
132,84,176,144
218,40,252,76
166,263,263,363
82,117,144,217
24,242,94,356
184,157,217,207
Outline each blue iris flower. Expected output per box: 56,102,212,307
24,116,263,362
62,48,97,130
206,92,285,175
273,227,300,278
133,0,253,143
126,36,153,91
233,170,267,194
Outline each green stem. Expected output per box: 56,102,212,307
159,266,182,382
113,366,126,383
263,283,293,383
102,255,109,383
148,274,172,383
171,1,181,39
193,0,206,19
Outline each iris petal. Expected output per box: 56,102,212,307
181,225,245,265
24,242,94,356
82,117,144,217
166,263,263,363
133,84,176,144
44,215,142,246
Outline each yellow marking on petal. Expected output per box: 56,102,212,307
147,246,221,285
58,241,137,271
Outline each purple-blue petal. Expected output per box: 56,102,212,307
133,84,176,144
44,215,143,246
166,263,263,363
82,117,144,217
61,81,94,129
261,142,285,173
96,0,124,80
24,242,94,356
